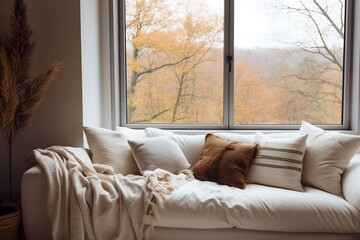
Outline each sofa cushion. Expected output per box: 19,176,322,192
342,154,360,212
156,179,360,232
299,121,360,196
246,132,307,191
83,126,143,175
145,128,300,167
145,128,205,166
128,136,190,173
192,134,258,189
216,132,299,143
215,133,254,143
116,126,146,137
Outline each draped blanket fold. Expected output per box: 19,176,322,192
32,146,193,240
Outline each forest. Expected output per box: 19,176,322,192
124,0,345,125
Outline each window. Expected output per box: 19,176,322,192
119,0,352,129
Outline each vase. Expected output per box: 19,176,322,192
0,206,21,240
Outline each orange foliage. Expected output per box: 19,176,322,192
125,0,344,126
233,58,283,124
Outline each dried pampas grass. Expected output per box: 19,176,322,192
0,0,63,201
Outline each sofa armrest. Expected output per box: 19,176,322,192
21,165,52,240
342,153,360,211
21,147,92,240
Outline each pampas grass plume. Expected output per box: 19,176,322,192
0,0,63,201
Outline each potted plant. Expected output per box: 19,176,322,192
0,0,63,238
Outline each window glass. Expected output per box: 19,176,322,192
234,0,345,125
125,0,224,124
122,0,348,128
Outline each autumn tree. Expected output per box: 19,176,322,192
125,0,223,123
167,10,223,123
234,58,283,124
125,0,177,122
274,0,345,123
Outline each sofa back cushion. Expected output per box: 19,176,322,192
192,133,258,189
145,129,262,167
215,132,254,143
246,132,308,191
83,126,143,175
300,121,360,196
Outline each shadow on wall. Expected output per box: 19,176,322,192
0,0,84,201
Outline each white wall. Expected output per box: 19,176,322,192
0,0,84,201
81,0,102,128
81,0,112,130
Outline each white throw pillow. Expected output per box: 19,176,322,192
116,126,146,138
83,126,144,175
247,132,308,191
145,128,205,166
299,121,360,196
128,136,190,173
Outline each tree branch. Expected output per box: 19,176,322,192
312,0,344,38
132,107,173,123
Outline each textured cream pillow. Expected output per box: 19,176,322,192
247,132,308,191
83,126,143,175
299,121,360,196
145,128,205,166
128,136,190,173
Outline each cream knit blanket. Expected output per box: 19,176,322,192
33,146,193,240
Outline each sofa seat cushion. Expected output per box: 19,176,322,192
155,180,360,233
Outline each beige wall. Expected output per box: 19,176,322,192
0,0,84,201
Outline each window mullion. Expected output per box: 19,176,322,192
119,0,130,128
224,0,235,130
343,0,353,130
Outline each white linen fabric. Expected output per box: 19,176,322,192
83,126,144,175
128,136,190,173
246,132,307,191
215,133,254,143
215,132,299,143
145,128,205,166
116,126,146,138
342,154,360,211
299,121,360,196
156,179,360,233
33,146,193,240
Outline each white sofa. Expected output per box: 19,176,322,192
21,125,360,240
22,154,360,240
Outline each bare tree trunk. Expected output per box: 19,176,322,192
171,75,185,123
128,48,139,122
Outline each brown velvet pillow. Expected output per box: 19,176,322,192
191,133,258,189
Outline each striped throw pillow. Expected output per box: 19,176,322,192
247,132,308,191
